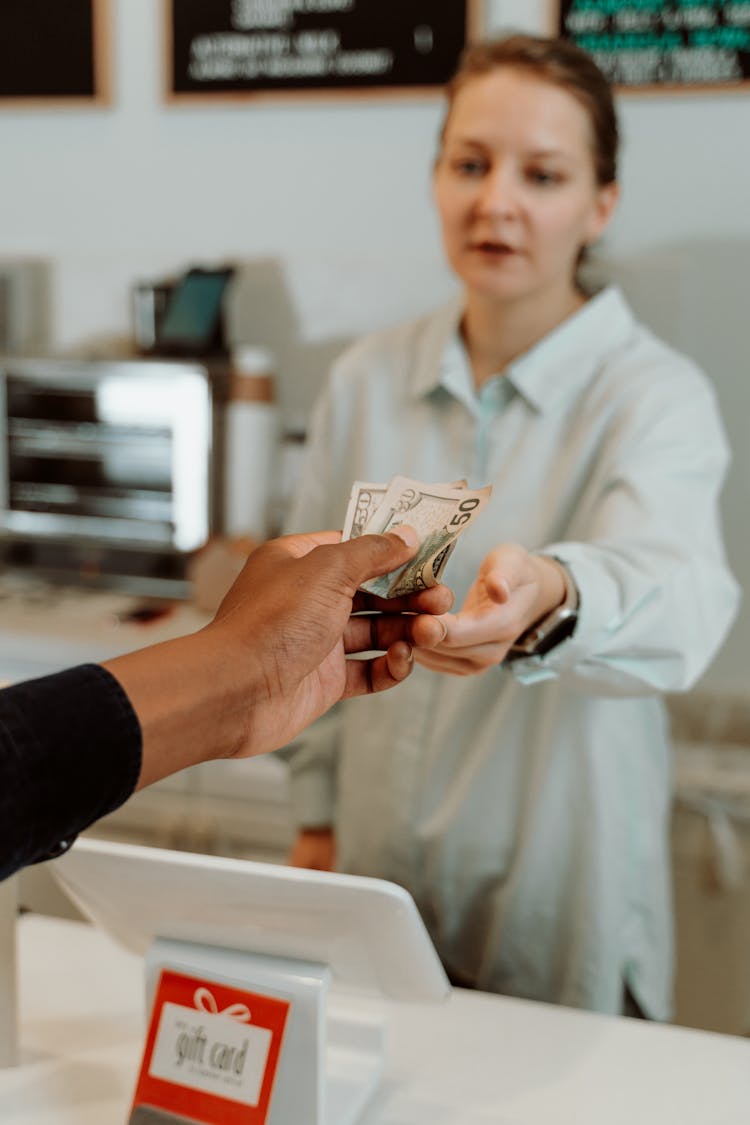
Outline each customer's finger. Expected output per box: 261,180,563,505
343,612,448,654
353,583,454,616
331,527,420,590
341,642,415,698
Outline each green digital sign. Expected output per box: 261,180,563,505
559,0,750,87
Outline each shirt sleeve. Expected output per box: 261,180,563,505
0,663,142,880
509,359,741,695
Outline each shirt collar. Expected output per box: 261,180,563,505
408,286,635,414
506,286,635,411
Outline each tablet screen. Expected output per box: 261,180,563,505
158,269,233,352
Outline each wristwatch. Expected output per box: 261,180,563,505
507,558,579,660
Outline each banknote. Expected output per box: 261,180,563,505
341,481,389,542
342,475,492,598
342,478,468,542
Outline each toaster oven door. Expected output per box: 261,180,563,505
0,358,213,563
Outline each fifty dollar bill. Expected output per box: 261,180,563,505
342,475,492,598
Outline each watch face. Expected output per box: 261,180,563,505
532,609,578,656
508,606,578,659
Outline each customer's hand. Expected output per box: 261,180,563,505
414,544,565,675
211,527,453,756
106,528,452,789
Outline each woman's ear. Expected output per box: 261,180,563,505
586,180,620,244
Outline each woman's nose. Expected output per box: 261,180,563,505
476,166,518,218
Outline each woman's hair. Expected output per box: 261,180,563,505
440,34,619,186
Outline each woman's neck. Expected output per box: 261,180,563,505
462,284,586,388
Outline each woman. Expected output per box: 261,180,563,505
282,35,739,1018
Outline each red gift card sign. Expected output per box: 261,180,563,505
131,968,291,1125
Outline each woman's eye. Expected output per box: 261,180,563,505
452,158,486,177
527,168,562,186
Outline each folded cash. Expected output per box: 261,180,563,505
342,475,492,598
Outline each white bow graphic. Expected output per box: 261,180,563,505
193,986,251,1023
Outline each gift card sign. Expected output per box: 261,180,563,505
130,969,291,1125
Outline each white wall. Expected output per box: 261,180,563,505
0,0,748,693
2,1,748,343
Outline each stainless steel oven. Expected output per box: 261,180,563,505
0,357,219,595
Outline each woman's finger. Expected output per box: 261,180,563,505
414,642,508,675
437,606,517,649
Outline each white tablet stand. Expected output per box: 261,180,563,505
54,838,450,1125
144,938,386,1125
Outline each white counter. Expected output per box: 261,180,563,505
0,573,208,683
3,574,750,1040
3,914,749,1124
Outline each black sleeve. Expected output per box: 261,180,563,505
0,664,142,880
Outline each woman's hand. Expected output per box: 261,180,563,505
288,827,336,871
414,544,566,675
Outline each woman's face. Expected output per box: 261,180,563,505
433,67,618,306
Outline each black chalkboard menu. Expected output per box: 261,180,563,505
166,0,482,99
0,0,111,105
559,1,750,90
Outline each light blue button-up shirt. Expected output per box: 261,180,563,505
282,286,739,1017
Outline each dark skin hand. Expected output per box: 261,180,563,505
105,527,453,789
211,527,454,757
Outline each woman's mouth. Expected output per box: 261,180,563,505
470,240,519,257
